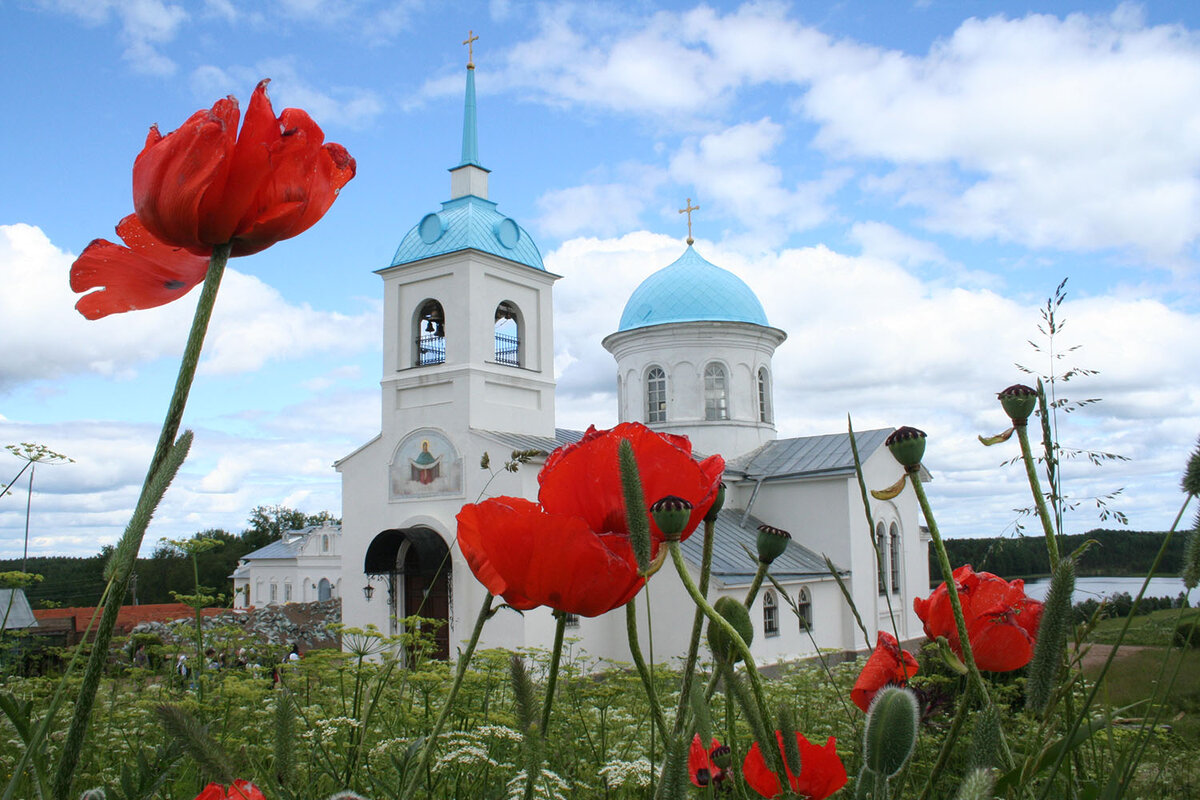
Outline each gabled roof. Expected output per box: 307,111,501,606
680,509,843,583
477,428,584,457
0,589,37,629
725,428,894,481
240,525,341,562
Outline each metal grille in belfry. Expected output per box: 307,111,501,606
494,332,519,366
418,334,445,365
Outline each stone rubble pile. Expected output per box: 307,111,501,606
130,598,341,650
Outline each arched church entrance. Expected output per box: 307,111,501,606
363,527,451,661
317,578,332,602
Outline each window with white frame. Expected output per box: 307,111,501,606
876,522,888,595
757,368,772,423
563,613,580,629
646,367,667,423
763,590,780,637
890,522,901,595
797,586,812,630
270,582,278,603
494,301,521,366
704,362,729,421
284,582,292,603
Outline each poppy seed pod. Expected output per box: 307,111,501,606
756,524,792,564
650,495,693,542
885,427,926,471
710,744,732,769
705,482,726,522
708,596,754,661
998,384,1038,425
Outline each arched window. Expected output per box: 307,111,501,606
876,521,888,595
763,590,780,637
757,368,772,423
269,582,278,604
704,362,729,421
890,522,901,595
646,366,667,423
284,582,293,603
494,301,521,366
797,586,812,630
322,534,330,553
415,299,446,366
318,578,332,602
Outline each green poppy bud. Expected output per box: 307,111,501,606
707,595,754,661
998,384,1038,426
704,481,726,522
862,686,919,779
885,426,926,471
1183,436,1200,497
756,524,791,564
650,495,693,542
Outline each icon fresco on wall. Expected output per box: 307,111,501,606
390,429,462,499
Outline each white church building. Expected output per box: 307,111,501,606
240,54,929,666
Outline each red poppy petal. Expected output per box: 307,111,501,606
793,735,848,800
538,423,724,544
133,97,239,252
456,499,537,610
227,781,266,800
742,740,783,798
851,631,916,712
456,498,643,616
198,79,281,246
70,216,209,319
230,108,355,256
688,733,709,787
192,784,231,800
969,615,1035,671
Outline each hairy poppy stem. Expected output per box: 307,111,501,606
667,542,787,790
1015,420,1060,569
407,591,495,795
624,597,670,742
539,612,568,736
743,562,768,607
51,244,230,800
672,517,717,737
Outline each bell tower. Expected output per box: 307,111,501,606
377,45,559,441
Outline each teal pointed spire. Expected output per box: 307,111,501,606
459,48,481,168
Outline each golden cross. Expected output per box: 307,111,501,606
679,198,700,244
464,30,479,69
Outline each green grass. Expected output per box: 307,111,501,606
1083,644,1200,741
1087,606,1200,646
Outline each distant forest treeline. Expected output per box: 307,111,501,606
938,529,1187,581
4,506,337,609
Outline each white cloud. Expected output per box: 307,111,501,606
42,0,187,75
546,232,1200,538
535,166,667,238
0,224,378,387
669,119,843,248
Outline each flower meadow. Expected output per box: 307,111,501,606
4,83,1200,800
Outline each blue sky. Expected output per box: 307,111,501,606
3,0,1200,558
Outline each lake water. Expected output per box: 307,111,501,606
1022,575,1196,605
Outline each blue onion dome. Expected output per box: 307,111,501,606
390,196,544,271
618,246,769,331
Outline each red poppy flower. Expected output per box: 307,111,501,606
914,564,1044,672
457,497,644,616
851,630,919,712
743,731,847,799
456,423,725,616
194,781,265,800
70,214,211,319
688,734,729,787
538,423,725,552
134,79,356,258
